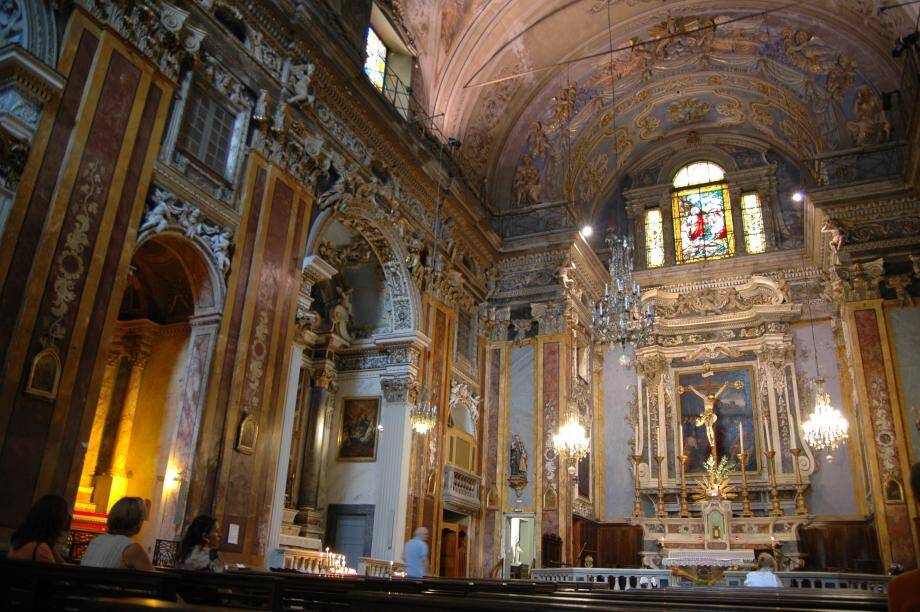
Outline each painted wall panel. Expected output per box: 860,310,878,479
603,345,636,520
509,345,535,507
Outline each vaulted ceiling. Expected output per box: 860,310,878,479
400,0,913,218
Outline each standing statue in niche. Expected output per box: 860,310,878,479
508,434,529,497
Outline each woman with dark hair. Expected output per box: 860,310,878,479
81,497,153,570
176,515,223,572
7,494,70,563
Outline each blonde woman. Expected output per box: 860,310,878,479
744,552,781,587
81,497,153,571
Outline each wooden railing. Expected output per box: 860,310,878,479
531,567,673,590
359,556,407,577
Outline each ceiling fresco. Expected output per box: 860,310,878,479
400,0,912,218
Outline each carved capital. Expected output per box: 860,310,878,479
830,258,885,302
313,363,337,393
380,374,417,404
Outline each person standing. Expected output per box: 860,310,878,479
888,462,920,612
403,527,429,578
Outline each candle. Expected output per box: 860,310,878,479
739,422,744,454
678,425,684,457
655,425,660,449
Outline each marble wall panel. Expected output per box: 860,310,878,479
509,345,535,507
542,342,559,538
603,345,637,520
888,306,920,464
479,347,501,576
792,322,856,516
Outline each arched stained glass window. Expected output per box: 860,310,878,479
672,161,734,263
364,28,387,91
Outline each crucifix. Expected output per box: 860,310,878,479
678,375,744,461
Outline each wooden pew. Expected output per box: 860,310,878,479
0,560,174,610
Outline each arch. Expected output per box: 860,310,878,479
658,146,739,187
306,202,422,333
2,0,59,65
132,232,225,318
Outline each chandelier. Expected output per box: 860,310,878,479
410,389,437,435
593,233,654,345
801,379,848,462
552,413,590,463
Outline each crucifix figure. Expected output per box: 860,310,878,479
678,378,744,459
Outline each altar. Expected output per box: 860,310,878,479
626,278,814,570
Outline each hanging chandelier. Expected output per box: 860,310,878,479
552,413,590,463
801,379,848,462
593,233,654,346
410,389,437,435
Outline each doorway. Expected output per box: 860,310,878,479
439,521,469,577
503,513,535,579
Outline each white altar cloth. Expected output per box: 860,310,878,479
662,549,755,567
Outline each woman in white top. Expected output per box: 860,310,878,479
81,497,153,571
744,552,782,587
176,515,224,572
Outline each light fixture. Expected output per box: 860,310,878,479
552,412,590,464
580,224,593,238
800,285,848,462
792,191,804,202
802,379,848,462
410,388,437,434
593,233,654,346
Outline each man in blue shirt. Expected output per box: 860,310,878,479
403,527,429,577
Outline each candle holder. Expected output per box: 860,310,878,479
737,452,753,517
678,454,691,517
790,448,809,516
765,450,784,517
655,456,666,518
631,454,643,518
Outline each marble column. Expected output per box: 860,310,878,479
297,363,337,522
94,339,153,512
372,374,417,560
76,350,122,509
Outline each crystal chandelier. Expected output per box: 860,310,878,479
801,379,848,462
552,413,590,462
410,388,437,435
593,233,654,345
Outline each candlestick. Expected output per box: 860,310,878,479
765,450,783,517
678,454,690,518
737,451,753,517
631,454,643,518
790,447,809,515
655,455,666,518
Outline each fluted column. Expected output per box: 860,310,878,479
77,351,123,509
297,363,337,512
372,374,417,560
94,335,154,512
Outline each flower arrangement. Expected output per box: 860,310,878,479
693,455,737,501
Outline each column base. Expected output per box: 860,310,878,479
92,473,127,513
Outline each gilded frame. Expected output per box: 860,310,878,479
337,396,380,462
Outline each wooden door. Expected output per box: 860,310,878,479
440,526,458,577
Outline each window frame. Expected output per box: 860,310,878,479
644,207,665,268
740,191,767,255
177,84,239,181
363,26,388,92
671,163,736,265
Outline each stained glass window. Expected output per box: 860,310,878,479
645,208,665,268
364,27,387,91
672,161,734,263
741,193,766,254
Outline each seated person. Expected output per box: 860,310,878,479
81,497,153,571
176,515,224,572
744,552,782,587
7,494,70,563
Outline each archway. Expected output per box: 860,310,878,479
74,232,223,554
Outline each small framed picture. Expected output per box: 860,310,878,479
26,348,61,400
236,413,258,455
337,397,380,461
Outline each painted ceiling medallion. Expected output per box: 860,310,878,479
667,98,711,125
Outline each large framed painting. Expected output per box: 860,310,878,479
337,397,380,461
677,366,758,474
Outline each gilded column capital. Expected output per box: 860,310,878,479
830,257,885,302
312,362,337,393
380,374,418,405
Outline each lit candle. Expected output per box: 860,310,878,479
739,422,744,455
